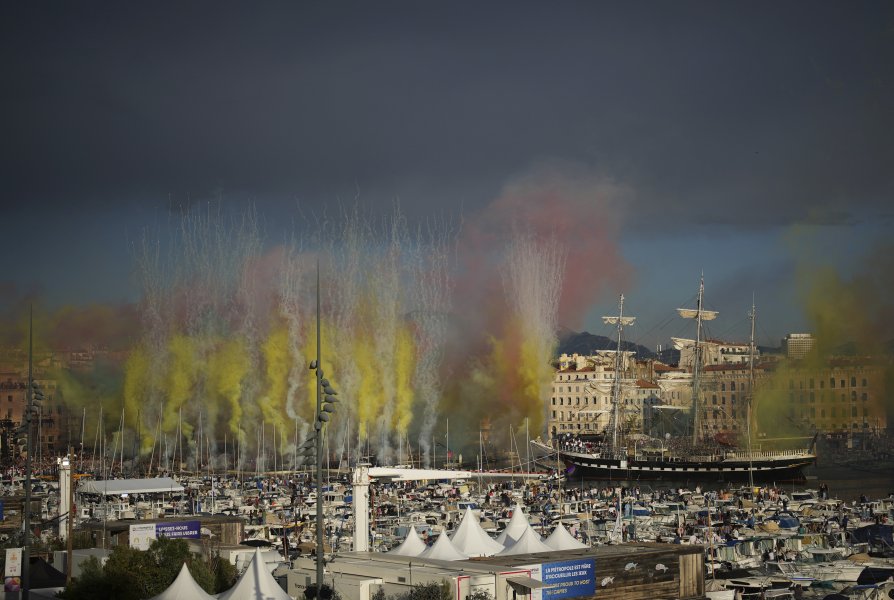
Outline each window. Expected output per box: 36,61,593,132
850,377,856,387
731,381,736,391
810,392,815,403
721,383,726,391
830,378,836,388
862,378,867,387
862,393,867,401
809,378,814,388
712,395,717,405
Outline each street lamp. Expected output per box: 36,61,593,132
304,261,340,598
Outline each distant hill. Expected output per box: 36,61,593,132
557,330,657,360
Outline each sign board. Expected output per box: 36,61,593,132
129,520,201,550
156,520,201,540
4,548,21,577
4,547,22,592
129,523,158,550
541,558,596,600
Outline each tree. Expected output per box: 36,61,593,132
304,583,343,600
60,537,236,600
393,581,452,600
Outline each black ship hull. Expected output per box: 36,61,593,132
533,442,815,483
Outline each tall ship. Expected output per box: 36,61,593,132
532,278,817,482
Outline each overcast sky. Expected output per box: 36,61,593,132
2,1,892,349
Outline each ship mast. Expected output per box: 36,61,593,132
677,275,717,446
602,294,635,454
747,297,756,490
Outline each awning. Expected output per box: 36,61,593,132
78,477,185,496
506,576,545,591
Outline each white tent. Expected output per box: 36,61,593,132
418,532,468,561
79,477,185,495
218,548,290,600
495,503,535,547
450,507,504,557
544,523,588,551
148,563,215,600
388,526,427,557
497,527,553,556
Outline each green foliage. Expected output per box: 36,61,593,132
392,580,452,600
60,538,236,600
468,589,493,600
304,583,341,600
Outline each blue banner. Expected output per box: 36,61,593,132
156,520,201,539
541,558,596,600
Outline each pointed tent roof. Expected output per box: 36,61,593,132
148,563,215,600
218,548,290,600
418,532,468,561
544,523,588,551
388,525,427,557
450,507,504,557
497,526,553,556
495,503,534,546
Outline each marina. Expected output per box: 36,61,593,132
2,454,892,599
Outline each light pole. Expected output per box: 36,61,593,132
304,260,340,598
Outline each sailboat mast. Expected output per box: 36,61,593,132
677,275,718,446
692,278,706,445
747,298,756,489
603,294,635,454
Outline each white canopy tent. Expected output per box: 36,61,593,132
543,523,588,551
218,548,290,600
450,507,504,557
387,525,427,557
418,532,468,561
497,527,553,556
148,563,215,600
495,503,537,547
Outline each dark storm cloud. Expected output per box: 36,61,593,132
2,1,892,229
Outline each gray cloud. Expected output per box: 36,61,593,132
1,1,892,234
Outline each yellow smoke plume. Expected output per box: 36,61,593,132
392,324,416,434
208,337,250,442
261,324,291,431
353,329,383,440
161,334,198,439
122,345,153,451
